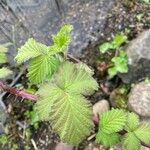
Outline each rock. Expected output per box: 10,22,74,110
93,99,110,116
119,30,150,83
128,82,150,117
141,117,150,124
141,146,150,150
93,99,110,124
55,142,73,150
109,88,128,109
0,0,115,58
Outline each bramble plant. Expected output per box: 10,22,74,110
0,25,150,149
96,109,150,150
99,33,128,78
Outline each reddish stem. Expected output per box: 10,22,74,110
0,81,38,101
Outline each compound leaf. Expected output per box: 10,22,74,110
35,61,98,145
49,25,73,55
123,132,140,150
0,53,7,64
111,51,128,73
50,93,93,145
99,42,114,53
0,67,12,78
35,83,63,121
125,112,139,132
108,67,117,78
96,131,120,147
100,109,127,134
15,38,49,64
28,55,60,84
112,34,127,48
134,123,150,144
54,62,98,95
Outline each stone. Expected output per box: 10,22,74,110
93,99,110,116
128,82,150,117
55,142,73,150
119,30,150,83
93,99,110,124
0,0,115,59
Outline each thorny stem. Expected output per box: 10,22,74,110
0,81,38,101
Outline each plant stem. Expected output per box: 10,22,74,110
67,54,81,63
0,81,38,101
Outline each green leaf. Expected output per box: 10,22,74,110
112,34,127,48
125,113,139,132
49,25,73,55
28,55,60,84
96,131,120,147
77,63,94,76
35,83,63,121
50,93,93,145
0,67,12,78
35,61,98,145
134,123,150,144
141,0,149,3
0,45,8,53
112,51,128,73
108,51,128,78
123,132,140,150
0,53,7,64
15,38,49,64
108,67,117,78
99,42,114,53
54,62,98,95
99,109,127,134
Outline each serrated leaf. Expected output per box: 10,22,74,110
0,45,8,53
0,53,7,64
28,55,60,84
77,63,94,76
100,109,127,134
111,51,128,73
50,93,93,145
0,67,12,78
36,61,98,145
108,67,117,78
96,131,120,147
35,83,63,121
134,123,150,144
99,42,114,53
54,62,98,95
15,38,49,64
123,132,140,150
49,25,73,55
125,113,139,132
112,34,127,48
141,0,149,3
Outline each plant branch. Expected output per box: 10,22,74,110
0,81,38,101
67,54,81,63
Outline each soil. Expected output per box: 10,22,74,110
0,0,149,150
